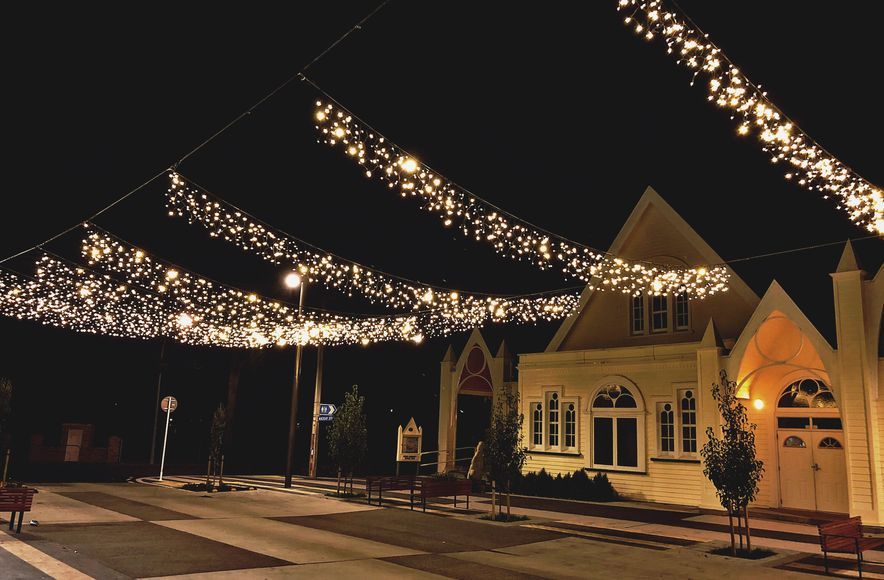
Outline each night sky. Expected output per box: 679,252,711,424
2,2,881,476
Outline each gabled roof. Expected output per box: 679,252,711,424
547,186,759,352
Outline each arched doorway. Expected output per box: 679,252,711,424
455,346,494,451
776,377,848,513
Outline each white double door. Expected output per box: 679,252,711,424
778,429,848,513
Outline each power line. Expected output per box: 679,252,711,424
0,0,393,265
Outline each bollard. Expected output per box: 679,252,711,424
1,449,10,486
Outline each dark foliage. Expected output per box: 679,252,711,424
512,469,618,502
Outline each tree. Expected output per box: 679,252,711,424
207,404,227,489
326,384,367,495
701,370,764,555
484,387,527,521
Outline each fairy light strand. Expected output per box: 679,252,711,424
617,0,883,234
79,226,582,345
310,94,731,298
166,172,583,321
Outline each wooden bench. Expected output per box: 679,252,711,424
365,475,416,507
818,516,884,577
0,487,38,534
415,478,472,513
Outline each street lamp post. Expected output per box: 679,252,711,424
308,344,324,478
284,271,304,488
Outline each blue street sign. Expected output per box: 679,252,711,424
319,403,337,416
318,415,334,422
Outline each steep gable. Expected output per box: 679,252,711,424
548,186,759,351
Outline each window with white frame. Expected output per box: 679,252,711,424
591,384,644,471
674,291,689,330
564,402,577,449
532,402,543,446
631,293,645,335
654,387,700,458
651,295,669,332
548,392,560,447
679,389,697,454
527,389,578,453
657,402,675,454
629,292,691,335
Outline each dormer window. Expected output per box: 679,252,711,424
631,293,645,335
651,295,669,333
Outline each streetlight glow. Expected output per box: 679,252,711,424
284,272,302,289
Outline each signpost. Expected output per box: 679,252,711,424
158,395,177,481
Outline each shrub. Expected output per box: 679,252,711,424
511,469,618,502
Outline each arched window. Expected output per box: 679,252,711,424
680,389,697,454
658,403,674,453
565,403,577,449
783,436,806,448
532,402,543,446
548,393,560,447
818,437,842,449
778,378,837,409
591,383,644,471
527,389,579,453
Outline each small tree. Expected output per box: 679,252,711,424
327,385,367,495
207,404,227,489
701,370,764,555
484,387,527,521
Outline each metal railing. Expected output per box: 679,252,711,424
417,446,476,474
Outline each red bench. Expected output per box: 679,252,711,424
365,475,417,507
415,478,472,513
818,516,884,577
0,487,38,534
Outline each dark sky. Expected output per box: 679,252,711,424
2,2,881,476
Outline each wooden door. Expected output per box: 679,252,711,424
777,431,815,510
811,432,848,514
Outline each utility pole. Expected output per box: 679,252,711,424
149,339,167,465
284,274,306,488
308,345,324,478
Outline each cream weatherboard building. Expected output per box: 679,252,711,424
511,187,883,524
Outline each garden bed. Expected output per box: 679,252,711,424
181,482,254,493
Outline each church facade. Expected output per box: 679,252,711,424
515,187,883,524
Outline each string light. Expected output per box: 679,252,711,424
311,99,731,298
79,226,582,345
617,0,883,235
166,172,584,319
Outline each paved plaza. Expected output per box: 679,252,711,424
1,477,883,579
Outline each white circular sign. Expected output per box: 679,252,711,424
161,396,178,413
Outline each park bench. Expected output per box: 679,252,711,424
817,516,884,577
415,477,472,513
365,475,416,507
0,486,38,534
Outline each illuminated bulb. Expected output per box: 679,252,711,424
753,399,764,410
284,272,302,289
401,158,418,173
333,127,345,138
166,269,179,280
315,111,326,121
177,313,193,328
412,334,424,344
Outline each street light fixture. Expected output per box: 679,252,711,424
284,271,302,289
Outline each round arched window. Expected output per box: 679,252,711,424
778,379,836,409
593,384,637,408
818,437,843,449
783,436,806,448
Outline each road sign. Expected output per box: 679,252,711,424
319,403,337,416
318,415,334,422
161,396,178,413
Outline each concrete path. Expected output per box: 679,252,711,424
0,479,879,578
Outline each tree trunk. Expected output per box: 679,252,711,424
744,505,752,552
490,481,496,518
336,467,342,495
206,456,213,491
506,481,511,521
736,505,744,550
727,509,736,556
